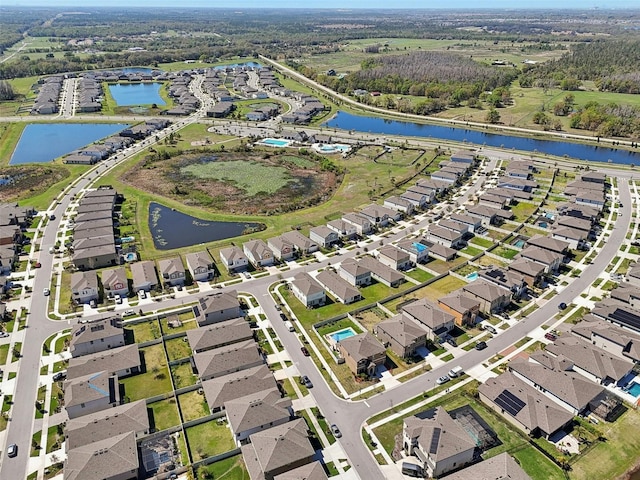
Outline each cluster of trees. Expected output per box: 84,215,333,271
569,102,640,137
0,80,15,101
519,39,640,94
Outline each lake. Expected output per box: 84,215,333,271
148,202,264,250
9,123,130,165
213,61,261,69
323,111,640,165
108,83,166,106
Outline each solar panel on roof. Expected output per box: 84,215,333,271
611,308,640,330
429,427,441,454
495,390,526,417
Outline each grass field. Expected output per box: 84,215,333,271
195,454,249,480
170,362,198,389
178,390,209,422
185,420,236,461
120,344,172,401
148,398,181,431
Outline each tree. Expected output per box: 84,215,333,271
485,108,501,124
0,80,15,101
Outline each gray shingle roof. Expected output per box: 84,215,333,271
64,431,138,480
338,332,386,363
187,317,253,352
67,344,140,379
202,364,277,411
225,388,291,436
443,452,532,480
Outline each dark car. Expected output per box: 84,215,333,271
53,371,67,382
301,347,310,356
446,337,457,347
300,375,313,388
475,341,488,351
280,313,288,322
558,302,567,310
48,214,55,221
544,332,557,341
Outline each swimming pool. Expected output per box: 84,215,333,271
514,239,525,248
466,272,479,281
413,242,427,252
539,222,548,228
259,138,291,147
124,252,137,262
330,327,357,343
313,143,351,154
628,382,640,397
545,212,555,220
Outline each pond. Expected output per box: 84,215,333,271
323,111,640,165
9,123,130,165
108,83,166,106
213,61,261,69
148,202,264,250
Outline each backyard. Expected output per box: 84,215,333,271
185,420,236,461
120,344,172,401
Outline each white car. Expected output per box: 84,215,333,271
436,376,450,385
43,288,50,296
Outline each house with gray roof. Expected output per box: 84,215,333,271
395,238,430,264
572,318,640,364
197,290,242,326
158,256,185,287
437,292,480,327
431,170,459,184
290,272,326,307
273,462,328,480
525,235,569,255
359,255,406,287
338,332,386,376
65,399,149,450
626,263,640,289
591,298,640,334
443,452,531,480
557,202,600,222
220,246,249,272
498,177,538,192
467,204,498,226
202,364,277,413
416,178,450,194
101,266,128,298
67,344,140,380
479,267,527,299
556,215,593,233
194,340,264,381
551,226,587,250
479,372,574,440
70,317,125,357
516,246,563,274
316,270,361,304
268,236,296,261
377,245,412,271
241,418,315,480
451,150,476,164
244,239,274,267
545,336,634,386
187,317,254,353
449,213,482,233
64,431,139,480
226,388,292,444
609,285,640,309
402,406,476,478
71,270,99,305
130,260,158,293
401,298,455,341
407,185,436,204
581,171,607,184
439,218,468,236
575,190,605,210
375,314,428,358
309,226,339,248
359,204,395,227
339,258,372,287
508,358,607,416
342,213,373,235
419,239,457,261
508,258,546,288
186,250,216,282
384,196,415,215
400,190,428,208
280,230,319,255
479,193,508,209
462,280,511,314
64,371,120,419
426,225,464,249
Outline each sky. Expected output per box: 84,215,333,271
2,0,639,9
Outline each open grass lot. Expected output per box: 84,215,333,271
384,275,467,312
470,236,494,248
120,344,172,401
128,319,162,343
170,362,198,389
147,398,181,432
510,202,538,222
185,420,236,461
424,256,468,274
405,268,435,283
195,454,249,480
178,390,209,422
165,337,192,362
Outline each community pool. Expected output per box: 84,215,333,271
259,138,292,148
466,272,479,281
313,143,351,154
628,382,640,397
330,327,357,343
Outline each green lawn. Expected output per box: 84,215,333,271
128,320,162,343
0,344,9,364
165,337,192,361
460,246,483,257
470,236,495,248
405,268,435,283
148,398,181,432
178,390,209,422
185,420,236,461
493,246,520,260
171,362,198,389
120,344,172,401
195,454,249,480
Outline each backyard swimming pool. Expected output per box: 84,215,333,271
514,240,525,248
628,382,640,397
330,327,357,343
466,272,479,281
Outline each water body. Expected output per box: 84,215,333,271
149,202,264,250
213,61,261,69
323,111,639,165
108,83,166,106
121,67,154,74
9,123,129,165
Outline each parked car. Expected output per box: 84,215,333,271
43,288,50,296
123,309,135,317
330,424,342,438
436,375,450,385
279,313,288,322
138,290,147,299
114,294,122,304
53,371,67,382
0,332,9,338
484,325,497,335
558,302,567,311
475,341,488,351
446,337,457,347
301,347,310,356
48,214,55,221
300,375,313,388
33,262,41,269
544,332,557,341
7,443,18,457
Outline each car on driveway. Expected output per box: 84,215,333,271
484,325,497,335
53,371,67,382
43,288,50,296
123,309,136,317
446,337,457,347
544,332,557,341
436,375,450,385
300,375,313,388
7,443,18,457
330,424,342,438
301,347,310,356
475,341,488,351
0,332,9,338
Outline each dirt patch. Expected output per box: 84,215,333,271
121,149,341,215
0,165,69,202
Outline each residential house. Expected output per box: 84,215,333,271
581,172,607,184
342,213,373,236
498,177,538,192
197,290,242,326
627,264,640,289
316,270,361,304
225,388,292,444
244,239,274,268
194,340,264,381
377,245,412,271
268,236,296,261
186,250,216,282
400,190,428,208
572,318,640,364
130,260,158,293
450,150,476,164
438,219,468,237
70,317,125,357
64,371,120,419
575,191,605,210
462,280,511,314
419,240,457,262
375,314,428,358
309,226,339,248
401,298,455,341
359,204,394,227
517,246,563,274
67,344,140,380
508,258,546,288
478,193,507,209
337,332,386,376
72,244,118,271
395,238,430,264
467,205,498,226
187,318,254,353
449,213,482,233
479,372,574,440
443,453,532,480
437,292,480,327
241,418,315,480
326,219,358,240
591,298,640,334
202,364,277,413
384,196,415,215
431,170,458,184
426,225,464,249
339,258,372,287
407,185,436,204
402,407,476,478
610,285,640,309
64,432,139,480
525,235,569,256
358,255,406,287
290,272,326,307
556,216,593,233
556,202,600,222
101,267,128,298
158,256,186,287
273,462,328,480
220,246,249,272
479,267,527,299
551,226,587,250
280,231,319,255
71,270,100,305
